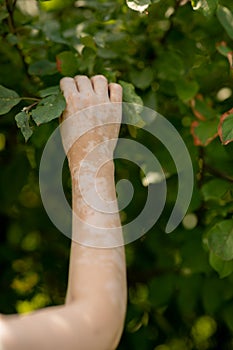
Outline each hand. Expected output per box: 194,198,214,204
59,75,122,171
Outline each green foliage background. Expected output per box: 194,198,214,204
0,0,233,348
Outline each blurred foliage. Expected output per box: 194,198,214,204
0,0,233,348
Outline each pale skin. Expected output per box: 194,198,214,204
0,75,127,350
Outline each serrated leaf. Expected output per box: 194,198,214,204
208,220,233,261
218,109,233,145
56,51,78,76
119,80,143,106
15,111,33,142
191,98,217,120
217,5,233,41
31,93,66,125
209,251,233,278
0,85,21,115
38,86,60,98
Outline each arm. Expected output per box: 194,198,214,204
0,75,127,350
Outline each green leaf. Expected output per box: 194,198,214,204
28,60,57,76
222,304,233,332
38,86,60,98
129,68,154,90
217,5,233,40
15,111,33,142
208,220,233,261
157,52,185,82
175,79,199,102
218,112,233,145
149,274,175,307
191,119,219,146
80,36,97,51
119,80,145,130
0,85,21,115
119,80,143,106
201,179,232,202
192,98,217,120
40,20,69,43
0,10,9,21
209,251,233,278
56,51,78,77
216,42,233,58
31,93,66,125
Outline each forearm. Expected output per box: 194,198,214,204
66,159,127,348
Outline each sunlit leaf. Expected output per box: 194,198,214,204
126,0,151,12
217,5,233,40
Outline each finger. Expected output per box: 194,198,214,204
108,83,123,103
74,75,93,93
60,77,78,100
91,75,109,98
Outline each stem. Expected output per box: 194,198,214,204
197,147,205,188
12,0,17,9
22,99,40,113
5,0,31,80
205,163,233,183
21,97,41,102
5,0,15,33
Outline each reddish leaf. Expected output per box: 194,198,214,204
191,119,219,146
218,108,233,145
190,96,216,121
216,42,233,70
56,57,62,73
191,96,206,121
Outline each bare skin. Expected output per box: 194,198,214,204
0,75,127,350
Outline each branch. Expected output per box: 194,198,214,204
205,163,233,183
5,0,31,80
